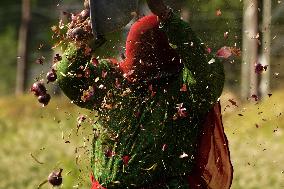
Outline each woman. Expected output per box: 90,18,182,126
55,0,233,188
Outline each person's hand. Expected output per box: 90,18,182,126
146,0,171,21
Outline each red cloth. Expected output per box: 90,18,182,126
188,102,233,189
90,174,106,189
119,15,181,81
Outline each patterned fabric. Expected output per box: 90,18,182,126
56,13,231,189
90,102,233,189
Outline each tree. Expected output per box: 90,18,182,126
16,0,31,95
241,0,259,99
241,0,272,100
259,0,271,96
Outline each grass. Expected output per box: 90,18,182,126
222,90,284,189
0,91,283,189
0,95,93,189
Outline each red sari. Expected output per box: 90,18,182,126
188,102,233,188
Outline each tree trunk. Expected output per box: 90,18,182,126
260,0,271,97
16,0,31,95
241,0,259,99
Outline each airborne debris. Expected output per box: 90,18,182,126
122,155,131,165
81,86,95,102
105,149,115,157
54,54,62,63
255,63,268,74
251,94,259,101
31,81,47,96
206,47,212,54
216,46,232,59
228,99,238,107
30,153,44,164
216,46,241,59
179,152,189,158
180,84,187,92
77,115,87,126
216,9,222,16
48,168,63,187
208,58,216,64
31,81,51,106
92,57,99,67
38,93,51,107
46,69,57,83
38,169,63,188
162,144,168,151
224,31,229,39
176,103,188,118
35,56,45,65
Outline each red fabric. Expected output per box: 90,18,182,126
90,174,106,189
120,14,159,74
187,102,233,189
120,15,181,81
108,58,119,66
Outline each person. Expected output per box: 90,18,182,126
54,0,233,188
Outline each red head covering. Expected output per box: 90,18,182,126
120,15,182,81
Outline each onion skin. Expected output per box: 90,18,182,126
48,169,63,187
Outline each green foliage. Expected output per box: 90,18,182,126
0,28,17,95
0,0,21,33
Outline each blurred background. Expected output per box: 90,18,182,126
0,0,283,188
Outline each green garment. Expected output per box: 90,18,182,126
56,14,224,188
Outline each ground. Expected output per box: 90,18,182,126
0,90,283,189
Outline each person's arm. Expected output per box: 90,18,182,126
55,43,123,110
163,13,224,114
146,0,224,115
